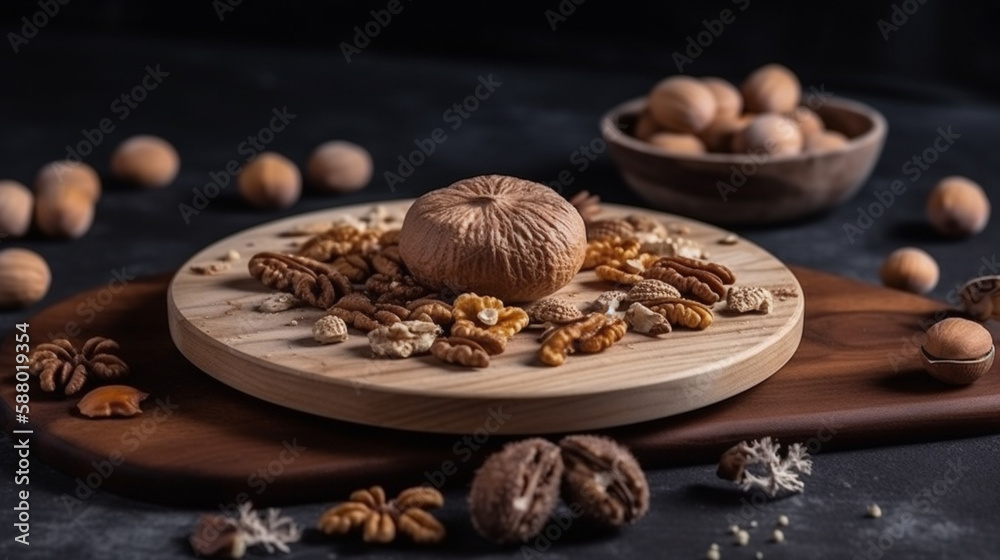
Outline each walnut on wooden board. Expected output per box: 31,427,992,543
368,321,443,358
431,337,490,368
449,293,530,355
727,286,773,314
581,236,642,270
364,273,432,305
29,337,130,395
539,313,627,366
328,293,411,332
317,486,445,545
248,252,353,309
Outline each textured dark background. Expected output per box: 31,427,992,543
2,1,1000,558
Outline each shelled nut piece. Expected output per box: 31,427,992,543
248,252,353,309
29,337,130,395
880,247,938,294
368,321,442,358
921,317,995,385
539,312,627,366
726,286,774,314
469,439,564,544
313,315,349,344
317,486,445,544
559,435,649,528
0,248,51,309
625,303,671,335
238,152,301,209
77,385,148,418
430,337,490,368
307,141,373,193
110,135,181,188
926,176,990,237
960,276,1000,321
0,181,33,238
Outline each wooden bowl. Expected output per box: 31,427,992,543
601,97,888,225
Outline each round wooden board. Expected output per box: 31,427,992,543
167,201,804,434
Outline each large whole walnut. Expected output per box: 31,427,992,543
399,175,587,302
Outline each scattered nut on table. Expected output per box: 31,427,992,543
921,317,995,384
77,385,148,418
0,248,51,309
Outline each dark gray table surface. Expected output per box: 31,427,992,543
2,32,999,559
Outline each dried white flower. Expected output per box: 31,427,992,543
717,437,813,497
234,502,301,554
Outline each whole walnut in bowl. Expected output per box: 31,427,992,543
399,175,587,302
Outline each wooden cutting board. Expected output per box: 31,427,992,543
2,268,998,507
167,202,804,434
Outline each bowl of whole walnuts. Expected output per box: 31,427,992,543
601,64,887,225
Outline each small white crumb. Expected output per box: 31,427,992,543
728,524,740,535
258,293,303,313
755,552,764,560
223,249,241,262
777,515,789,526
718,234,739,245
707,549,721,560
709,543,719,551
287,320,298,326
771,529,784,543
867,504,882,518
750,520,758,528
736,530,750,546
189,262,231,275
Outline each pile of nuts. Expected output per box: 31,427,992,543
240,180,783,370
635,64,847,157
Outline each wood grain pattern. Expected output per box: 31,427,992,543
167,202,804,433
2,268,998,506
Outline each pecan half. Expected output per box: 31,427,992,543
430,337,490,368
642,256,735,305
318,486,445,544
648,298,714,330
248,252,352,309
539,312,627,366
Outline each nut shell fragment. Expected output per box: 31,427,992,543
368,321,442,358
961,276,1000,321
77,385,148,418
726,286,774,314
469,438,564,544
625,303,672,335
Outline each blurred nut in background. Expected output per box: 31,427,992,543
926,176,990,237
0,248,51,309
880,247,939,294
648,76,717,134
35,160,102,203
698,114,752,153
110,135,181,188
732,114,803,156
647,132,706,155
0,181,34,238
742,64,801,114
803,130,849,154
786,107,825,137
306,140,373,193
238,152,301,209
34,184,95,239
702,77,743,120
633,111,660,142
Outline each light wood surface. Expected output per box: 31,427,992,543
4,268,998,506
166,201,804,433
